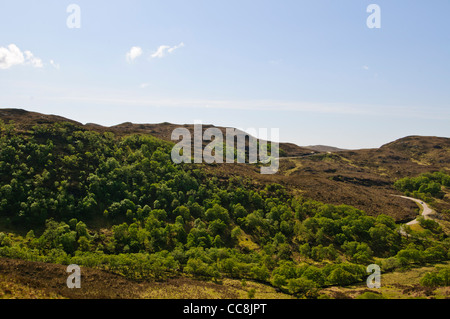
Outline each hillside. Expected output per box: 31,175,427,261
1,108,449,222
2,256,448,299
201,136,450,222
1,108,449,221
0,108,449,300
279,136,450,221
0,109,314,158
0,257,290,299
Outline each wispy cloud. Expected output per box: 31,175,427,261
24,51,43,68
151,42,185,59
0,44,43,69
50,59,60,70
362,65,369,70
150,45,170,59
126,46,143,63
37,93,450,120
167,42,185,54
139,82,150,89
269,59,283,65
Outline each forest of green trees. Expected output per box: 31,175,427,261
0,120,449,297
394,171,450,202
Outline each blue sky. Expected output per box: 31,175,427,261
0,0,449,149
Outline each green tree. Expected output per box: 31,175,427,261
287,277,318,297
205,204,230,223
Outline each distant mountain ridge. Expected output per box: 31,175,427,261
0,108,315,157
302,145,348,153
1,109,448,159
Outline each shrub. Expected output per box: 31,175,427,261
420,267,450,287
420,272,443,288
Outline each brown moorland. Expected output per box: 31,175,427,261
0,257,290,299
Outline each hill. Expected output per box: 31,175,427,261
1,108,449,222
202,135,450,222
283,136,450,220
0,108,315,158
0,109,82,128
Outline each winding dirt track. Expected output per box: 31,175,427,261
393,195,440,238
397,196,437,226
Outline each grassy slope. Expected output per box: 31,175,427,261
0,257,291,299
1,257,448,299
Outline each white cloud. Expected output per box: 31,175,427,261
0,44,44,69
151,42,184,59
167,42,185,53
0,44,25,69
50,59,60,70
24,51,43,68
126,46,143,63
362,65,369,70
151,45,171,59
